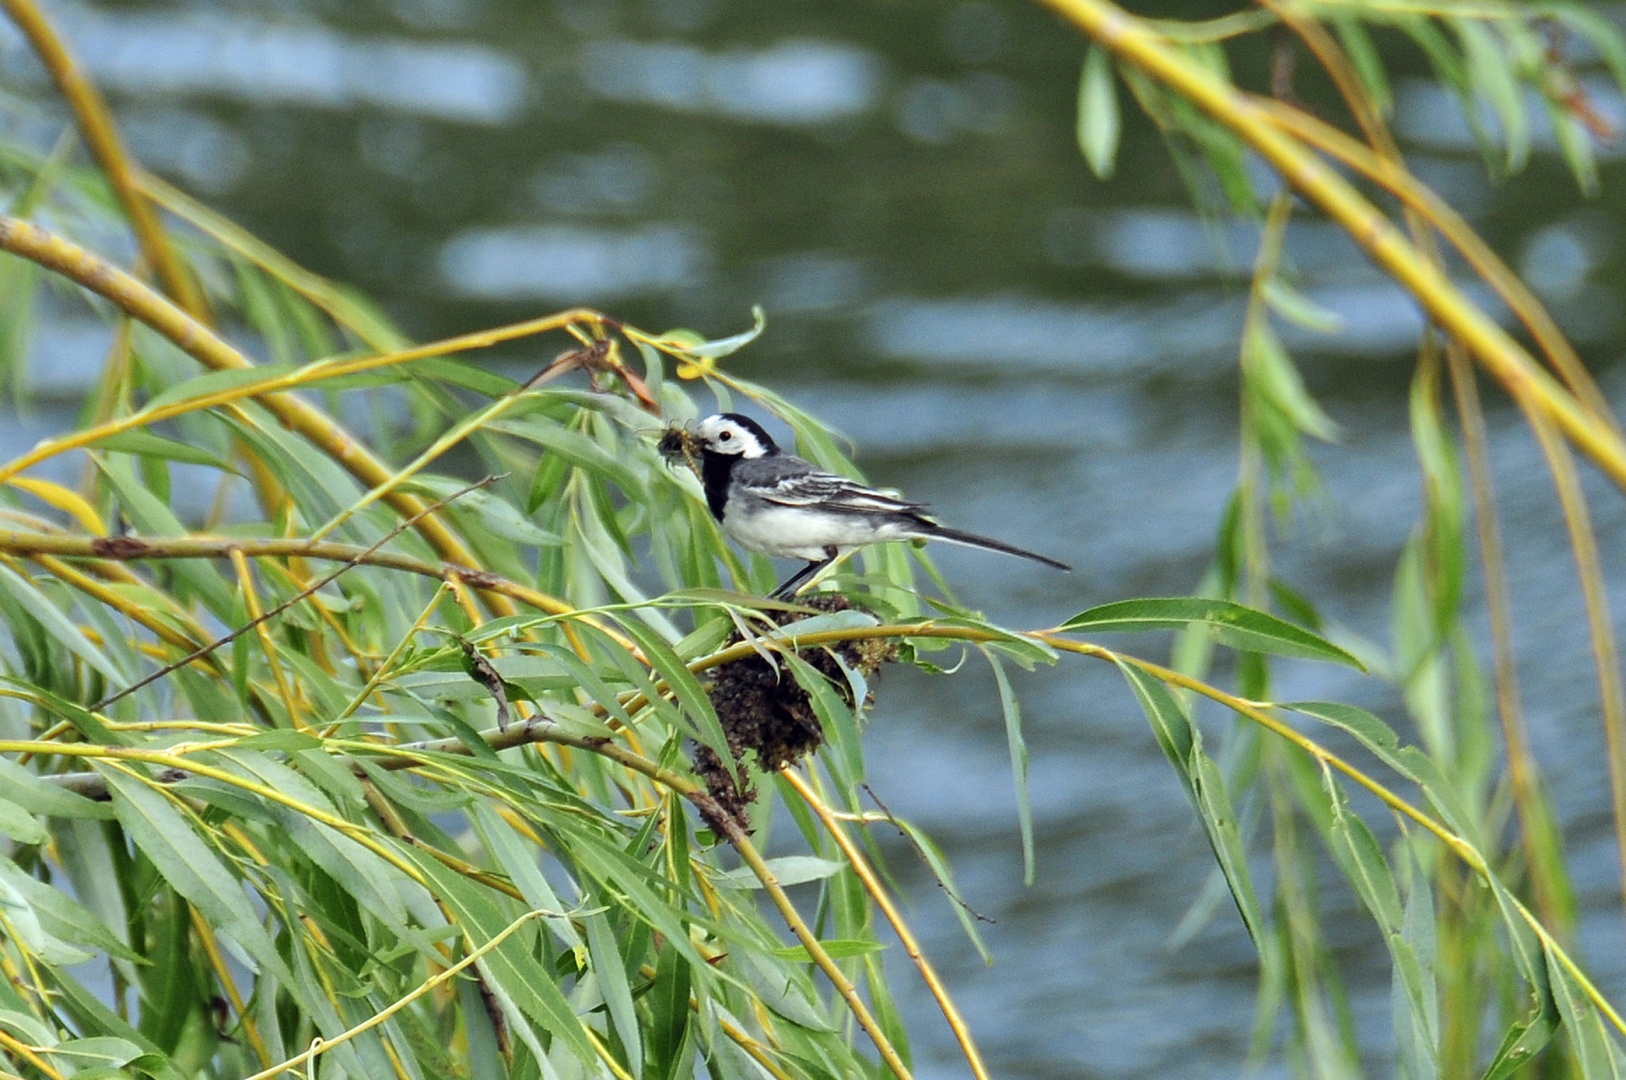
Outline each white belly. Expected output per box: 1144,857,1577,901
724,504,921,560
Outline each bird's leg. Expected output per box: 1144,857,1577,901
769,547,837,600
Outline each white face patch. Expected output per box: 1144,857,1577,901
697,415,769,458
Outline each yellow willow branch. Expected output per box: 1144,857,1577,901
20,742,438,890
32,608,1623,1054
1254,98,1613,429
237,916,554,1078
0,529,591,626
0,309,598,489
1445,344,1565,925
229,547,303,731
1030,634,1626,1042
1526,411,1626,937
0,216,504,609
1035,0,1626,491
21,551,222,671
716,808,915,1080
0,0,206,320
0,1025,64,1080
780,768,991,1080
336,729,914,1078
1266,1,1585,943
20,695,910,1073
3,528,645,688
188,903,270,1067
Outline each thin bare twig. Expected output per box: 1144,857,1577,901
93,477,501,709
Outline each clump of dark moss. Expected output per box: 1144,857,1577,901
694,594,897,833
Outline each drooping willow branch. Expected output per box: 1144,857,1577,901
8,711,917,1080
1035,0,1626,495
0,0,207,320
28,605,1625,1046
0,215,499,601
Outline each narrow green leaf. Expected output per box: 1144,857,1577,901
885,814,990,963
97,766,292,983
984,648,1035,885
1457,19,1528,171
1320,766,1404,933
1550,105,1601,197
671,305,766,361
1188,746,1269,951
1282,700,1479,840
0,860,143,963
620,621,736,781
770,939,887,962
488,416,644,495
0,795,45,844
232,730,323,753
0,564,126,684
585,909,642,1078
86,429,231,470
1260,279,1343,334
470,804,583,951
1066,597,1362,669
1481,1007,1557,1080
1332,15,1393,116
648,937,693,1080
215,750,415,930
1113,660,1195,797
40,1035,142,1072
0,758,114,820
1244,319,1339,441
396,843,598,1066
715,856,845,889
1077,44,1121,179
0,872,91,964
1547,944,1614,1078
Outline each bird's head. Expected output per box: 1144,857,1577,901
696,414,778,459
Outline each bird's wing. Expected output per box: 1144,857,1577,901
748,470,928,515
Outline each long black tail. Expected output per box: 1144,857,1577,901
927,526,1071,571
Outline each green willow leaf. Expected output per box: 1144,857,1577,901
0,795,44,844
1065,597,1362,669
648,933,694,1080
771,939,887,962
85,428,232,470
984,648,1035,885
672,304,766,360
395,843,598,1066
1481,1006,1557,1080
1077,44,1121,178
97,767,292,983
0,564,126,685
715,856,845,889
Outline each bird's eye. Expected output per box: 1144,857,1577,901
718,431,732,441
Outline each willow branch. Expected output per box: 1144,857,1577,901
91,477,500,709
0,0,206,319
1036,0,1626,492
781,768,990,1080
0,215,505,610
0,531,641,657
34,613,1625,1050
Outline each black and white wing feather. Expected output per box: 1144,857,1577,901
750,471,929,517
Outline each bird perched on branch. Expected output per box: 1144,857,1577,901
662,413,1070,599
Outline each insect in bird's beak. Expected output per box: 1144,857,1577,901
657,425,703,474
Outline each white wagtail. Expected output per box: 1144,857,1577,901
663,413,1071,599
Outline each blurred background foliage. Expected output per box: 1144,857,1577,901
5,1,1626,1079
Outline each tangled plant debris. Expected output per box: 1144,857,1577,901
694,594,897,831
